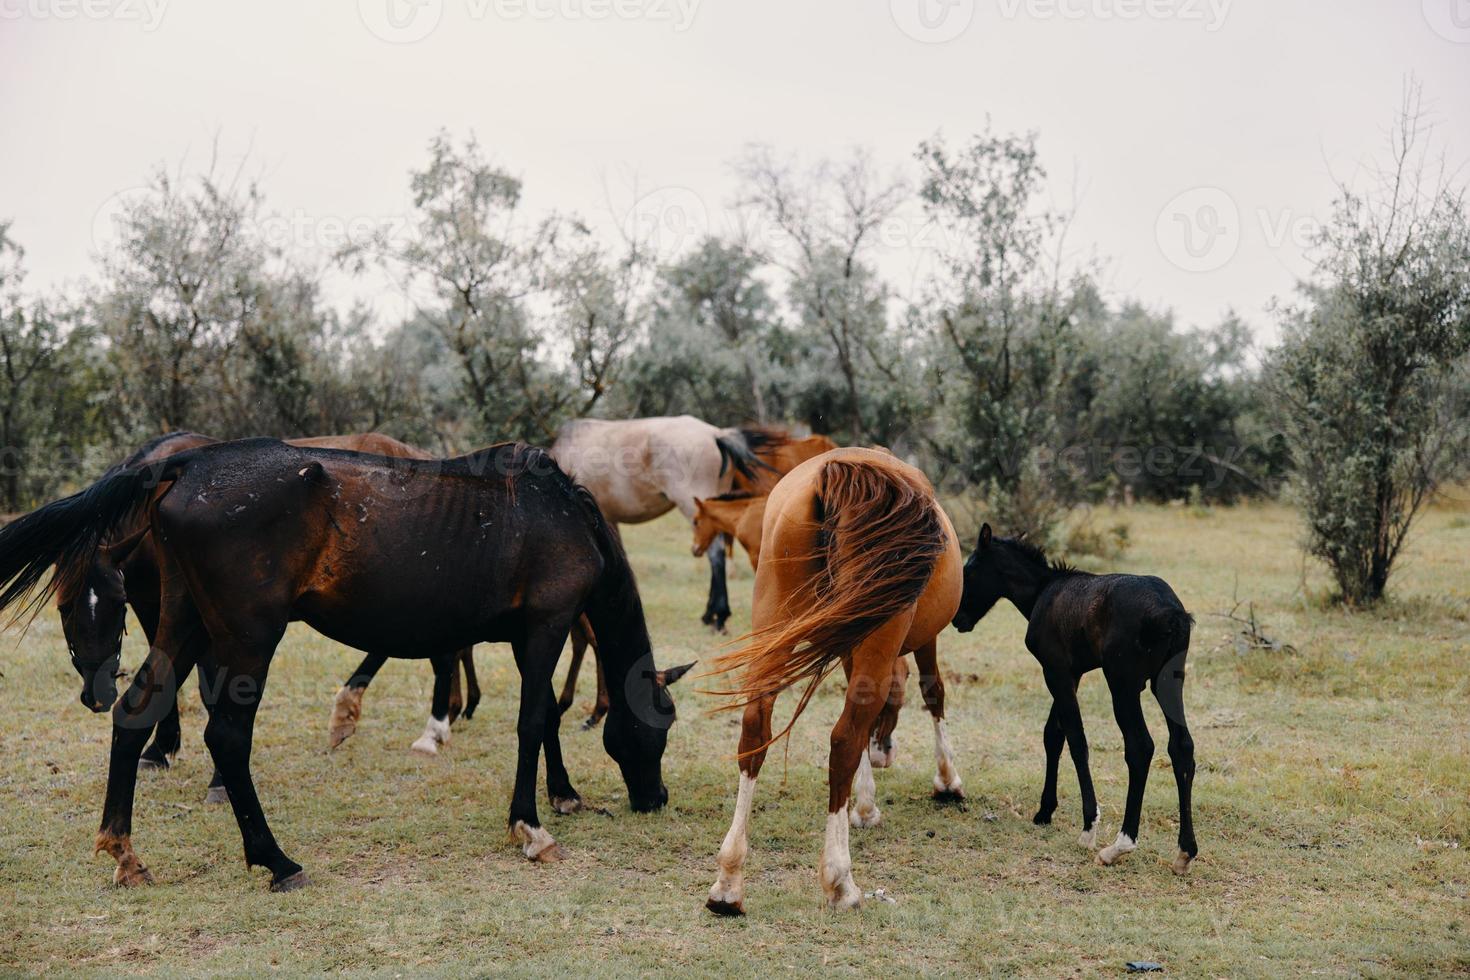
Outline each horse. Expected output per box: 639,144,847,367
730,431,840,494
691,489,938,773
55,431,480,798
549,415,771,634
704,448,965,914
0,438,691,891
691,492,767,570
951,523,1198,874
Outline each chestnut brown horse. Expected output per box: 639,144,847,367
705,448,964,915
691,492,767,571
54,431,478,792
0,439,689,891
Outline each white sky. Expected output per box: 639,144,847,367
2,0,1467,346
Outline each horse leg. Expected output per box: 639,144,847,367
198,639,306,891
913,640,962,800
1033,701,1064,825
138,694,183,771
459,648,481,720
867,656,907,769
700,535,732,633
1097,669,1153,867
836,655,880,827
507,619,569,862
410,651,457,756
558,623,587,716
328,651,387,749
583,656,609,731
706,693,776,916
822,620,908,911
95,607,204,887
1043,668,1100,848
447,657,464,725
1152,654,1197,874
541,681,581,815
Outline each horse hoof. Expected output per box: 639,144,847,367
551,795,582,815
270,870,311,893
932,788,966,805
1078,827,1099,849
706,897,745,917
113,864,154,888
532,843,565,863
137,756,169,772
580,715,603,732
1172,850,1195,875
410,736,440,756
204,785,230,805
849,806,882,829
1096,834,1137,866
1033,810,1054,826
826,886,863,912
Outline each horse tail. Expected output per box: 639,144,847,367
714,433,775,483
0,462,177,626
710,459,946,742
1141,606,1194,658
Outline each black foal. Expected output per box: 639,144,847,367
952,523,1198,874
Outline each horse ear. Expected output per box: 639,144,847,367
978,523,992,550
656,662,696,687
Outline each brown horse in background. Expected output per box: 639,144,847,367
704,448,965,915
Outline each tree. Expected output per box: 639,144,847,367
1268,90,1470,604
735,146,908,442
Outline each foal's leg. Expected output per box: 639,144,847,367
1043,668,1100,847
1152,654,1197,874
459,648,481,720
706,693,776,916
822,620,908,911
328,651,388,749
410,651,458,756
583,657,610,731
557,637,585,716
447,659,464,724
1097,669,1153,867
96,611,205,887
915,640,963,800
1033,702,1065,825
507,618,572,862
198,640,307,891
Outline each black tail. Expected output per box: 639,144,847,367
714,434,775,483
0,465,170,626
1141,608,1194,657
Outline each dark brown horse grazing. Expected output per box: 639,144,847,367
951,524,1198,874
55,431,480,798
0,439,689,891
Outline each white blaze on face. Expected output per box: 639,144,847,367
87,589,100,617
850,750,881,828
932,718,962,795
707,773,756,909
410,715,451,755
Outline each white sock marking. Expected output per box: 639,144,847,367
821,809,860,908
410,715,451,755
511,820,558,860
932,718,963,794
851,750,881,828
708,773,756,908
1098,831,1137,865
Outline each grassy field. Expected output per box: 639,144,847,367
2,500,1467,977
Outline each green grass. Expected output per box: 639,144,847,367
2,502,1468,977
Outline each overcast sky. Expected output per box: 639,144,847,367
2,0,1467,344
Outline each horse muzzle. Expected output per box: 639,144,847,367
630,784,669,813
951,613,977,633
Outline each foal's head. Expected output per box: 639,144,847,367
952,523,1051,631
690,495,749,558
602,659,695,812
57,551,129,712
